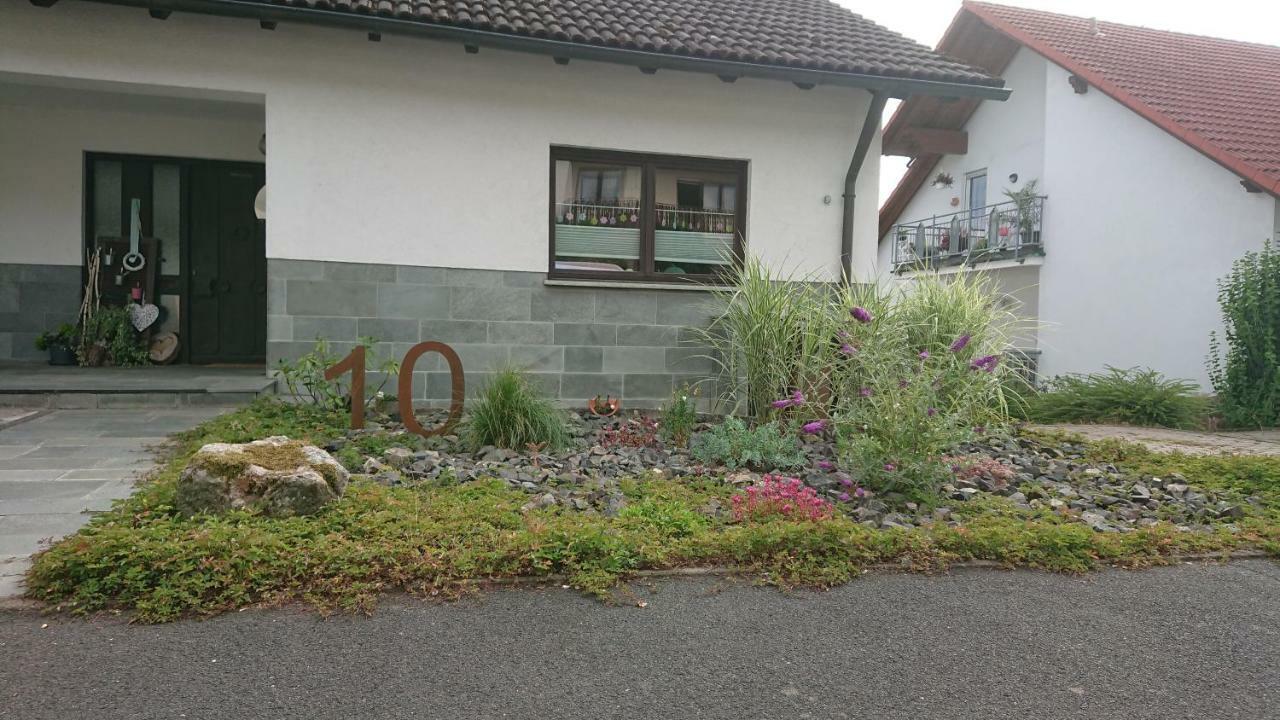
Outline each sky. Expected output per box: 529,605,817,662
833,0,1280,205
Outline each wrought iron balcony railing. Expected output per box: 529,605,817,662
890,196,1046,271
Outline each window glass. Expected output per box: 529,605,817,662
654,168,738,275
92,160,122,241
554,160,642,272
153,163,182,276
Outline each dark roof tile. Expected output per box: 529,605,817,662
222,0,1001,86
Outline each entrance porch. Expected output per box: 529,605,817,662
0,72,268,367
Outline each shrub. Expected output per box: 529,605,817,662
690,416,805,471
1208,240,1280,427
1027,366,1208,429
659,383,699,447
275,337,399,412
694,262,1022,501
729,475,835,522
463,369,569,451
79,306,148,366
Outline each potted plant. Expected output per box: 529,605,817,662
1003,179,1041,245
35,323,78,366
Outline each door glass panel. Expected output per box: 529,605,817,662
92,160,122,241
153,163,181,276
553,160,642,272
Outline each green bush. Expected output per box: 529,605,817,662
1027,366,1209,429
1208,240,1280,427
463,369,569,451
690,416,805,471
80,306,148,366
35,323,78,351
275,337,399,412
691,261,1022,499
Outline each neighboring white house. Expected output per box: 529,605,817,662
878,2,1280,389
0,0,1005,405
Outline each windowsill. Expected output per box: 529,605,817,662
544,278,732,292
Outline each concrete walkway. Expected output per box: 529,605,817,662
1038,423,1280,456
1,562,1277,719
0,407,228,597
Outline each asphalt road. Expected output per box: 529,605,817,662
2,561,1278,719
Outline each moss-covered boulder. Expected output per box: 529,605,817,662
176,436,349,518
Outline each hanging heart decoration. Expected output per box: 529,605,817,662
129,303,160,332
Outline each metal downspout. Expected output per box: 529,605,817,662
841,91,889,281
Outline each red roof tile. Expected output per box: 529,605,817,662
882,2,1280,236
966,2,1280,196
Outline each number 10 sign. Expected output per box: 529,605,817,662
324,341,465,436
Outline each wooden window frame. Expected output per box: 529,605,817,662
548,146,747,284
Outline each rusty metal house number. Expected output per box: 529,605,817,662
323,341,465,437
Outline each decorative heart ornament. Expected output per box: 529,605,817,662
129,303,160,332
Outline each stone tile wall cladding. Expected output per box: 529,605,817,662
0,264,82,362
268,259,720,409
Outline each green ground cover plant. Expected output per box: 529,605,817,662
25,402,1280,622
1027,366,1209,429
690,417,806,471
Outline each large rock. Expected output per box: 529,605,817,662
176,436,350,518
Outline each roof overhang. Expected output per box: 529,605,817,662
60,0,1012,101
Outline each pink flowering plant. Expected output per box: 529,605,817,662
729,475,836,523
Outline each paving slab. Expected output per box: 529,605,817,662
0,406,232,597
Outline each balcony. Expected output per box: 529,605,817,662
890,196,1046,272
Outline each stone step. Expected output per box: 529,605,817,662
0,389,272,409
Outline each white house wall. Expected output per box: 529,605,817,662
1038,61,1274,389
0,83,265,267
883,47,1048,260
0,2,880,281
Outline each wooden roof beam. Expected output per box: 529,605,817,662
882,127,968,157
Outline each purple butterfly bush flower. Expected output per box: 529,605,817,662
839,343,857,356
970,354,1000,373
854,487,868,498
817,460,836,471
949,334,971,352
770,389,806,409
801,419,828,434
883,463,896,472
919,350,930,360
836,329,851,340
850,306,873,324
836,473,853,487
837,492,851,503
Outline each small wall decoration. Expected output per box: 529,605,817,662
931,172,954,190
588,395,621,417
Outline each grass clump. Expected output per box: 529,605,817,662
1028,366,1209,429
462,370,569,451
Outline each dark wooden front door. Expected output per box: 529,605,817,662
188,163,267,364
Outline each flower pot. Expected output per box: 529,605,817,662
48,345,77,366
